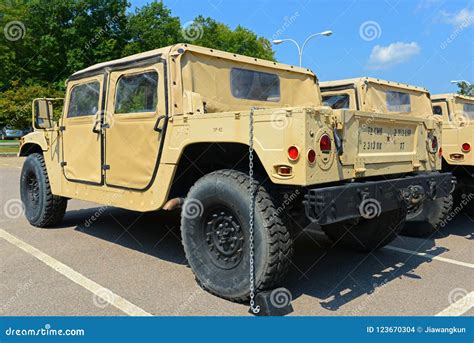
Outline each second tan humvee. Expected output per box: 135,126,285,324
19,46,452,301
320,77,455,237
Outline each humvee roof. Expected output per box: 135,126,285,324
70,43,320,115
320,77,429,94
432,93,474,103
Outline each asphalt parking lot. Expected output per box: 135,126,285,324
0,156,473,316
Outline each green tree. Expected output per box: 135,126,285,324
0,80,63,128
186,16,274,61
123,1,181,56
455,81,474,97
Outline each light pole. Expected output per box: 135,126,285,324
272,31,333,67
451,80,471,86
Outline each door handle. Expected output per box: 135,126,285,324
154,115,166,132
92,119,101,133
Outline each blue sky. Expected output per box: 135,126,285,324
130,0,473,94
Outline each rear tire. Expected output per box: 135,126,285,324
180,170,293,302
20,153,67,227
322,206,407,252
402,196,453,237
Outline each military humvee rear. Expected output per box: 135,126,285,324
19,46,452,301
320,77,455,237
431,93,473,209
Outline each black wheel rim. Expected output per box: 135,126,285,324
202,206,244,269
25,171,40,210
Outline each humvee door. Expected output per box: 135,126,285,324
61,75,104,184
104,62,167,190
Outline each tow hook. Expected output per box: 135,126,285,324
400,185,426,206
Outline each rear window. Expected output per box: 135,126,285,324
230,68,280,102
386,91,411,112
464,103,474,119
67,82,100,118
322,94,350,109
432,105,443,116
115,71,158,114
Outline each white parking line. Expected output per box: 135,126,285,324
0,228,151,316
384,245,474,269
436,292,474,316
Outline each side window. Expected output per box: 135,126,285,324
386,91,411,112
322,94,350,109
432,105,443,116
67,82,100,118
230,68,280,102
464,103,474,119
115,71,158,114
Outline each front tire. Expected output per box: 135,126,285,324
20,153,67,227
180,170,293,302
402,196,453,237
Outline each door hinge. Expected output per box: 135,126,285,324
60,161,67,167
59,126,66,131
102,164,110,170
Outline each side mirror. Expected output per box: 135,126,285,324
33,98,54,129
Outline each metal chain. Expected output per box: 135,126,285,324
248,107,260,314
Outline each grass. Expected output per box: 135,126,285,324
0,139,20,143
0,145,19,154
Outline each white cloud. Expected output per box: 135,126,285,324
440,8,474,27
368,42,421,69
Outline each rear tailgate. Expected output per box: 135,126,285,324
336,110,440,172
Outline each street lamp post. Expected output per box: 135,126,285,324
272,31,333,67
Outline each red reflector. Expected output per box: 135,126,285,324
320,134,331,152
288,146,299,161
462,143,471,153
308,149,316,163
431,136,438,150
277,166,292,175
438,147,443,158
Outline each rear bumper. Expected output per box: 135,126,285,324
303,172,454,225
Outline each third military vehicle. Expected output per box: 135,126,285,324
432,93,473,212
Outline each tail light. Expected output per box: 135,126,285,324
427,134,438,154
462,143,471,153
307,149,316,164
438,147,443,158
288,146,299,161
319,134,332,153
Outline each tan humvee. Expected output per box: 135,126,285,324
19,46,453,301
431,93,473,204
320,77,455,237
